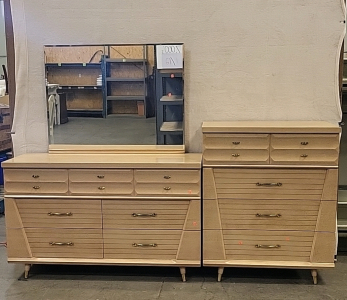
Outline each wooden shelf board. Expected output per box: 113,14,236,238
104,58,145,63
160,121,183,132
160,95,183,102
46,63,101,67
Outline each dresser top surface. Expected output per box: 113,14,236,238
2,153,202,169
202,121,341,134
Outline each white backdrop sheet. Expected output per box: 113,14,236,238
10,0,346,154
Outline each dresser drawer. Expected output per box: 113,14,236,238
69,169,133,182
203,134,270,150
271,134,339,150
69,182,134,196
270,149,339,165
134,170,200,184
4,169,68,195
135,182,200,197
203,149,269,165
102,200,192,229
25,228,103,259
103,229,181,259
213,169,325,200
15,199,102,229
222,229,315,262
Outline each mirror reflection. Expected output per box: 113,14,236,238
44,44,184,145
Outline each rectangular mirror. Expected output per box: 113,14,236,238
44,43,184,146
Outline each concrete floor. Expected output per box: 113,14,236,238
1,217,347,300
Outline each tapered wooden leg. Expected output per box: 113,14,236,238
217,267,224,282
179,267,186,282
24,264,31,279
311,269,318,285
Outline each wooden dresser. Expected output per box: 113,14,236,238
202,121,340,284
2,152,202,281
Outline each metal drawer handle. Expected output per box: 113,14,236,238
256,182,282,187
98,186,106,190
48,212,73,217
301,142,309,145
256,213,281,218
97,175,105,179
32,175,40,178
164,187,171,190
232,141,240,145
255,244,281,249
132,243,157,248
49,242,74,246
33,186,40,189
132,213,157,217
231,153,240,157
164,175,171,179
301,154,308,158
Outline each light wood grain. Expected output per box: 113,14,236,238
203,134,270,150
4,198,24,229
134,170,200,183
69,169,133,182
135,183,200,197
310,232,336,263
176,231,200,261
270,149,339,165
203,149,269,165
271,134,340,150
203,230,226,261
203,168,217,200
6,228,32,259
321,169,339,200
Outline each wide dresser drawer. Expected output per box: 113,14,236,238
203,134,270,150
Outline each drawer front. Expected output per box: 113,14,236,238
69,169,133,182
69,182,134,196
4,169,68,182
203,149,269,165
103,200,191,229
135,182,200,197
25,228,103,259
5,182,68,195
15,199,102,229
213,169,325,200
218,199,322,231
223,229,314,262
203,134,270,150
103,229,181,259
270,149,339,165
134,170,200,184
271,134,339,150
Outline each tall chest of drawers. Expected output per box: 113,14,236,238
2,152,202,281
202,121,340,284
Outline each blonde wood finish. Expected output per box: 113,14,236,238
3,152,202,280
203,149,269,165
202,121,339,282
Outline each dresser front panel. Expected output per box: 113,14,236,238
69,182,134,196
134,170,200,184
135,183,200,197
203,134,270,150
69,169,133,182
203,149,269,165
271,134,340,150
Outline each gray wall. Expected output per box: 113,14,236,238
0,0,6,73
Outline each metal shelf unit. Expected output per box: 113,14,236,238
101,55,147,118
155,70,184,145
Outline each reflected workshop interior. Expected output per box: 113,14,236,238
45,44,184,145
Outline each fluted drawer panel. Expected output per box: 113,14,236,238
223,230,315,262
25,228,103,259
103,200,189,229
16,199,102,229
214,169,325,200
103,229,181,259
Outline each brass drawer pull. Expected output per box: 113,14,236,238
32,175,40,178
132,243,157,248
256,182,282,187
301,154,308,157
48,212,73,217
231,153,240,157
255,244,281,249
33,186,40,189
256,213,281,218
98,186,106,190
132,213,157,217
49,242,74,246
301,142,309,145
164,175,171,179
232,141,240,145
164,187,171,190
97,175,105,179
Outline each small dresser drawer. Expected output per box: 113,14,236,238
222,229,315,262
134,170,200,184
103,229,181,259
203,134,270,150
4,169,68,195
271,134,339,150
203,149,269,165
69,169,133,182
15,199,102,229
135,182,200,197
69,182,134,196
25,228,103,259
270,149,339,165
102,200,192,229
